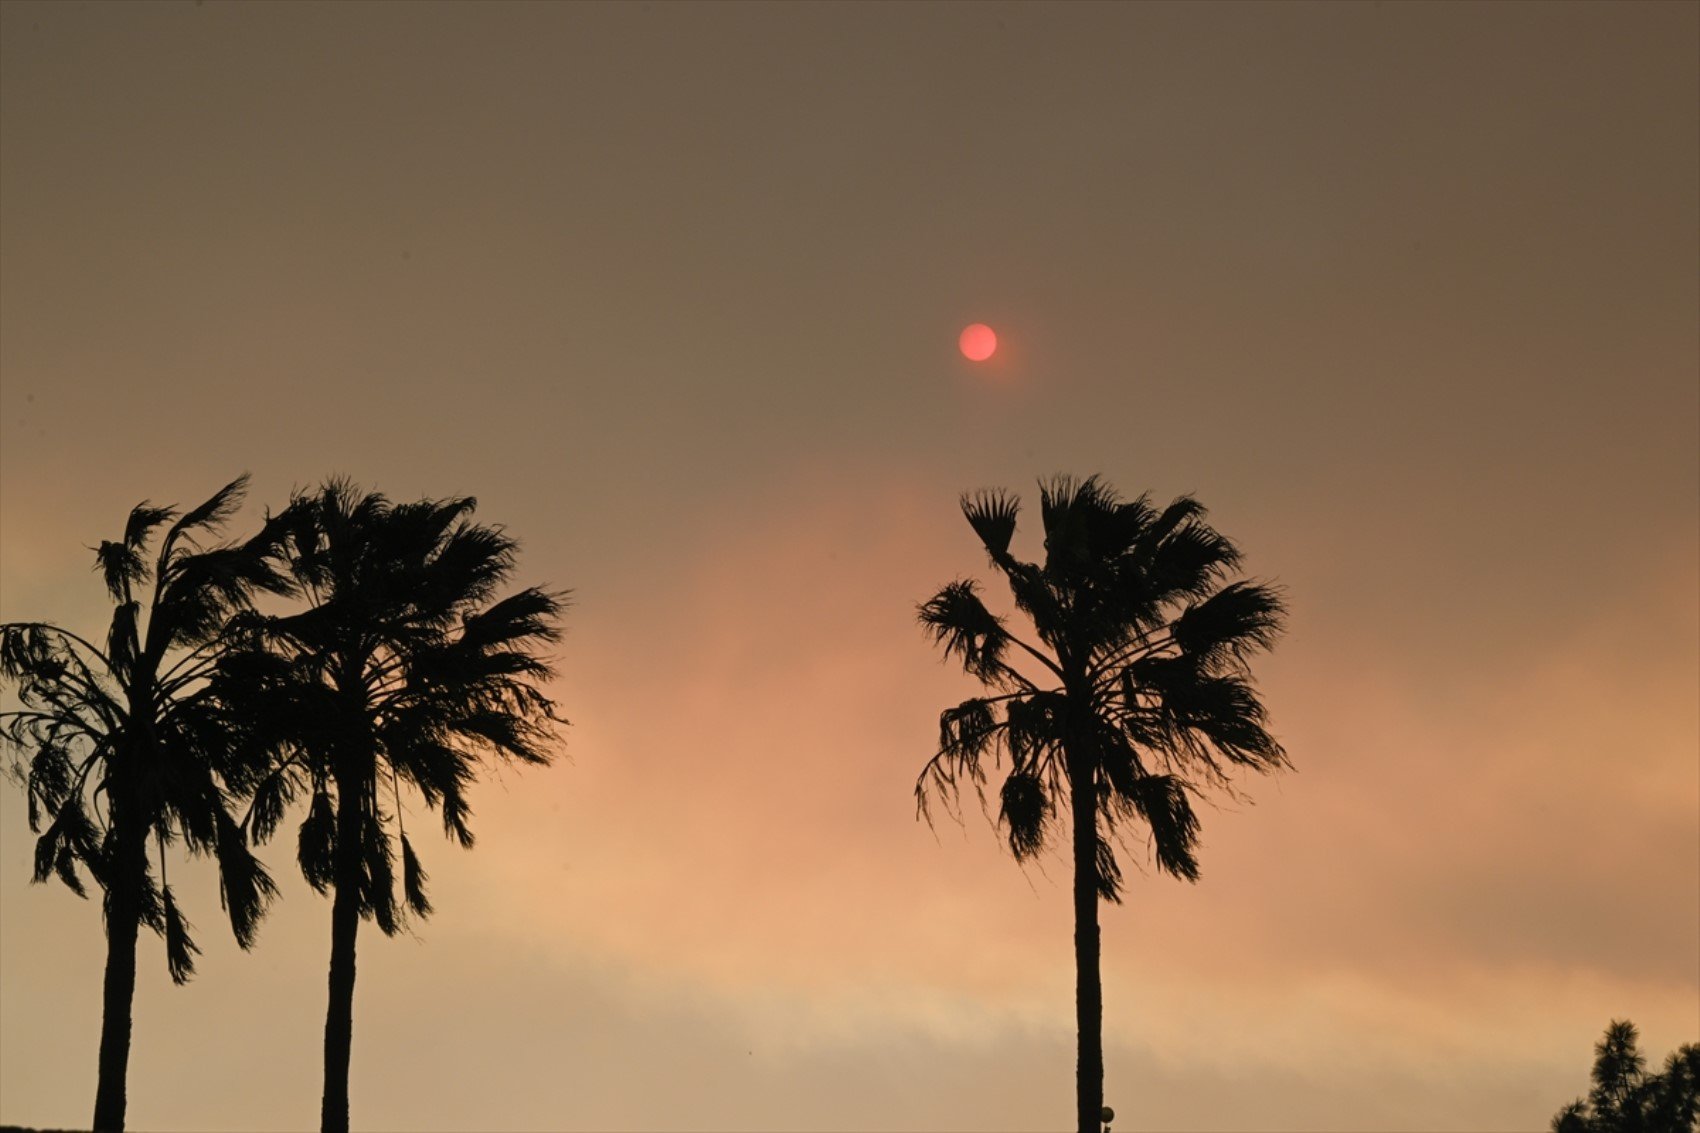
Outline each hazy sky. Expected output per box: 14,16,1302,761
1,2,1696,1130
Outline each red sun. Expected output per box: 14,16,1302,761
959,323,997,362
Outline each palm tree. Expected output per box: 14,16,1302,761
218,480,566,1133
0,476,286,1131
915,475,1287,1133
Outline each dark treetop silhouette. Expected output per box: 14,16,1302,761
916,475,1287,1133
213,481,566,1133
1551,1020,1700,1133
0,476,288,1132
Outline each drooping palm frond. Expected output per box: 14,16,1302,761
919,581,1014,685
399,832,431,919
213,806,277,949
297,786,338,894
32,793,100,895
160,884,200,984
999,771,1051,860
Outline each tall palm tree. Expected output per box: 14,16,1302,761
915,475,1287,1133
0,476,286,1131
218,480,566,1133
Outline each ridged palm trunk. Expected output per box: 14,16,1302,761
320,784,363,1133
92,814,146,1132
1071,763,1104,1133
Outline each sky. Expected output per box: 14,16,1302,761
1,2,1696,1130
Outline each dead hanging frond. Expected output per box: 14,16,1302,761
297,787,337,894
400,832,431,919
160,884,201,985
999,771,1051,861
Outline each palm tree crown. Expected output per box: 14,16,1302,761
917,474,1287,890
225,478,566,927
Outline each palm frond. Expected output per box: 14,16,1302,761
441,790,476,848
32,795,98,896
127,856,165,933
1005,693,1064,774
245,763,299,843
298,787,337,894
918,581,1011,683
94,541,147,603
1038,474,1119,532
214,808,276,948
1137,495,1208,558
1171,581,1286,672
961,490,1020,559
22,741,76,831
361,822,399,936
1172,674,1286,770
1039,474,1121,577
160,884,201,984
400,832,432,919
999,772,1051,860
1140,519,1242,605
1126,774,1200,882
939,698,1000,763
1094,832,1125,902
168,475,249,543
457,587,566,651
123,501,178,551
105,601,141,683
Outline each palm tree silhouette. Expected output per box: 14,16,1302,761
0,476,286,1131
915,476,1287,1133
218,481,566,1133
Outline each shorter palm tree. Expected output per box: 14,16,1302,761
217,481,566,1133
916,476,1287,1133
0,476,287,1131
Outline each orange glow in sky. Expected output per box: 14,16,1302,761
0,4,1696,1131
959,323,997,361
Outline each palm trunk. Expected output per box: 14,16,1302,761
320,789,363,1133
1071,769,1104,1133
91,822,146,1132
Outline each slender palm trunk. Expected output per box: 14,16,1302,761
320,788,363,1133
91,820,146,1132
1071,768,1104,1133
